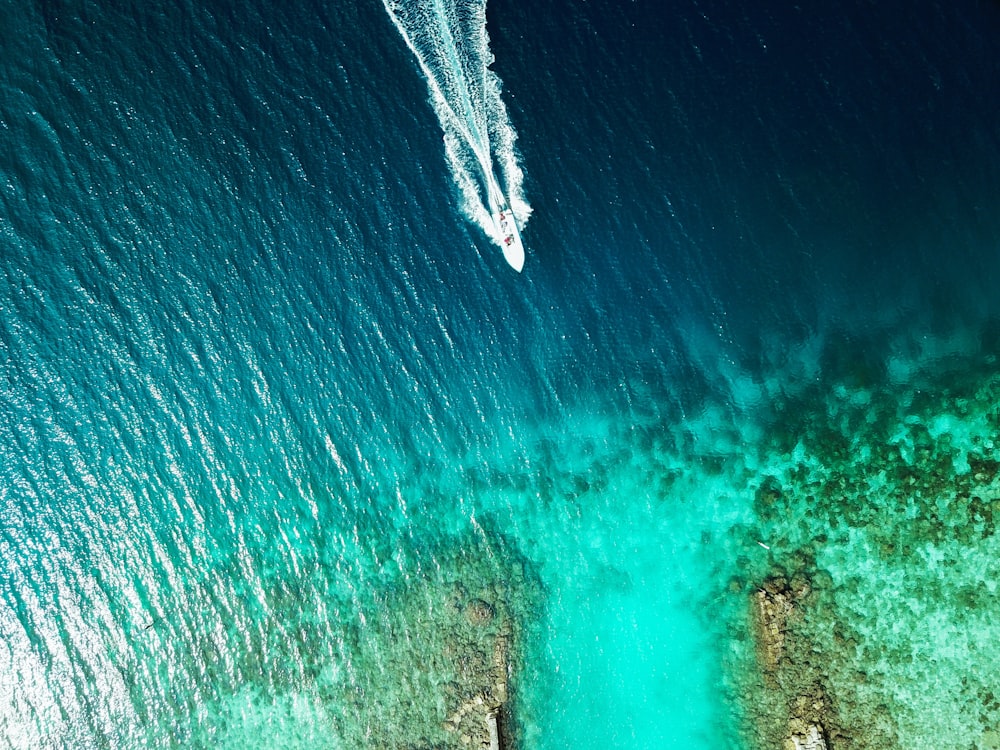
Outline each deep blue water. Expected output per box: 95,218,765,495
2,0,1000,748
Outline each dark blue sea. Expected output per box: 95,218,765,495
3,0,1000,747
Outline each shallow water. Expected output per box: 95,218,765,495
2,1,1000,748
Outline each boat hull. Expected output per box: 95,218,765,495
491,203,525,272
486,169,524,272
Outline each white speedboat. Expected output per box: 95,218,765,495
486,172,525,272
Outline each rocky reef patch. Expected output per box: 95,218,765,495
327,525,543,750
731,356,1000,749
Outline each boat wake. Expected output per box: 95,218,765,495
382,0,530,269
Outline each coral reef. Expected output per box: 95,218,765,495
735,357,1000,750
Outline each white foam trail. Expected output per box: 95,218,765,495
382,0,531,249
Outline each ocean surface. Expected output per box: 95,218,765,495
2,0,1000,748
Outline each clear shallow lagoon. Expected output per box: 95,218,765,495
2,1,1000,748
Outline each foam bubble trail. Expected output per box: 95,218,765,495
382,0,530,248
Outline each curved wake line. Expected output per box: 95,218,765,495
382,0,531,261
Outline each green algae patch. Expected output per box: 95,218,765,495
733,358,1000,750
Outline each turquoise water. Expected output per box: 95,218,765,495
3,0,1000,748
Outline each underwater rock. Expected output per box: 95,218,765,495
745,573,839,750
786,686,832,750
464,599,496,626
443,630,511,748
788,723,828,750
487,708,503,750
751,577,798,673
